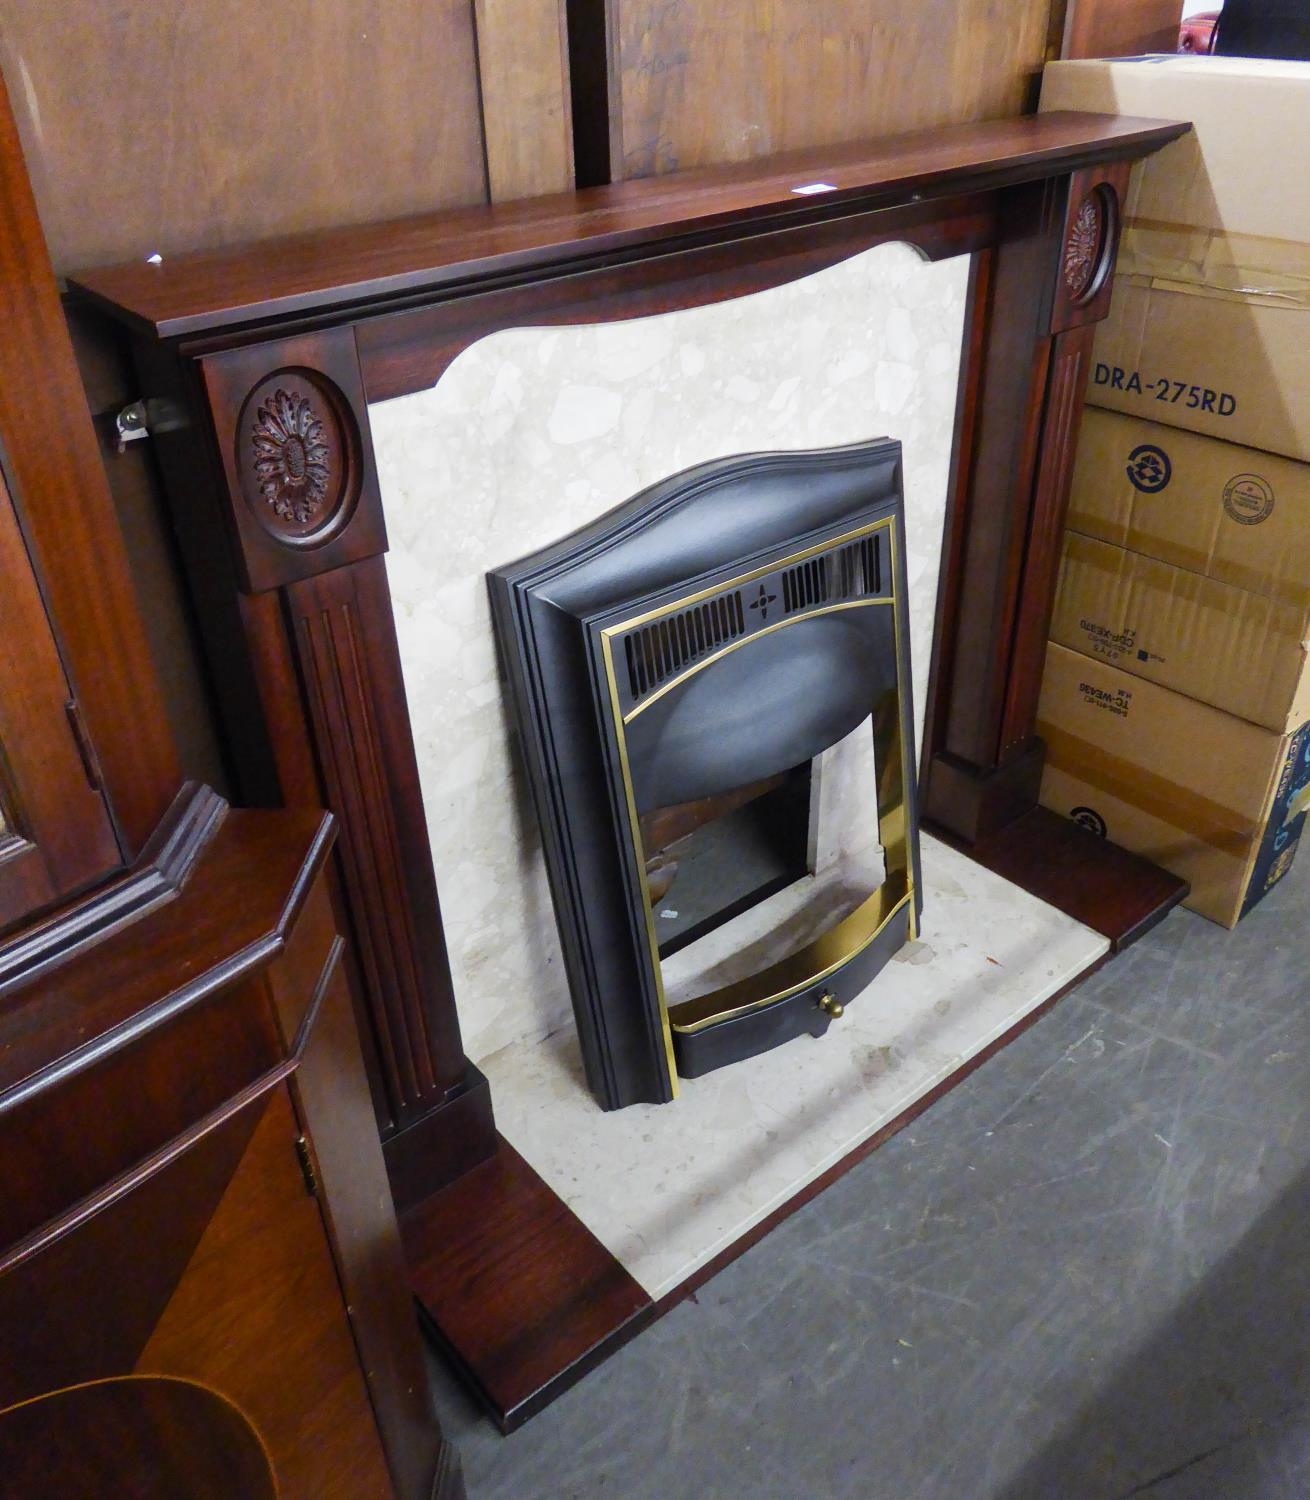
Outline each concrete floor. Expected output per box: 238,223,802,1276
429,852,1310,1499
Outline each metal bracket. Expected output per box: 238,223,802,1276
115,400,150,453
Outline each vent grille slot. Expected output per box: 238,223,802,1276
783,533,883,614
623,590,746,698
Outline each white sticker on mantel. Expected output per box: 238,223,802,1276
370,240,970,1067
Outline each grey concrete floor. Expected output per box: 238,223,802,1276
429,851,1310,1499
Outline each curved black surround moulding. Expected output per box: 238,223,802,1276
489,439,922,1109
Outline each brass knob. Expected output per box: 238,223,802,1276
817,993,844,1020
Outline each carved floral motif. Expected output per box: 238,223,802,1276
251,388,332,525
1063,194,1102,301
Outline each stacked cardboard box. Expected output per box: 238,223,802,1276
1037,57,1310,925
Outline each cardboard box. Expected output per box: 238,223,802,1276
1050,530,1310,733
1068,409,1310,598
1041,56,1310,462
1037,643,1310,926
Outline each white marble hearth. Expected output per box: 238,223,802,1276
481,835,1107,1300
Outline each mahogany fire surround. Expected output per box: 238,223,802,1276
73,109,1191,1428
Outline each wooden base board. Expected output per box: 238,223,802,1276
403,822,1185,1432
401,1139,654,1433
934,806,1189,950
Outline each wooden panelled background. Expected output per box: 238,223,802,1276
475,0,575,201
0,0,487,270
1063,0,1183,60
609,0,1059,179
0,0,1076,269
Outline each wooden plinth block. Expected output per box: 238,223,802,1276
383,1063,497,1211
924,743,1046,846
401,1140,653,1433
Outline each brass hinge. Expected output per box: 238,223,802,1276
294,1134,320,1198
64,699,104,793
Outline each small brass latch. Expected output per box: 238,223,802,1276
294,1134,320,1198
816,992,844,1020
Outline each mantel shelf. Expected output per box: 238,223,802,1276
71,110,1187,343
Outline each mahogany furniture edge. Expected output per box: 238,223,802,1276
402,1137,654,1433
0,782,224,997
0,65,180,858
0,785,461,1500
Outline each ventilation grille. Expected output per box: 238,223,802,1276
782,533,883,615
624,590,746,698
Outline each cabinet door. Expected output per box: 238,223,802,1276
0,459,120,928
0,1085,398,1500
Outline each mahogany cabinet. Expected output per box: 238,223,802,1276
0,60,461,1493
0,787,463,1499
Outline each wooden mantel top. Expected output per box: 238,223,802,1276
71,111,1188,343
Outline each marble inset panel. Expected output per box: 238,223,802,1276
372,242,970,1064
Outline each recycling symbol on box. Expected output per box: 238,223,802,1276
1126,444,1172,494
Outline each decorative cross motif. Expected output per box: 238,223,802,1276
748,582,778,621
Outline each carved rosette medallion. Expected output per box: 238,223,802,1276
236,369,359,547
1061,185,1119,308
1063,195,1102,300
251,388,332,525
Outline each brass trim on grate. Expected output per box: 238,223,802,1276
667,878,912,1034
598,512,915,1077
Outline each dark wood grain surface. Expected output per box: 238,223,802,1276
402,1139,653,1432
131,320,496,1194
71,113,1187,340
358,190,996,403
1063,0,1184,57
920,155,1144,846
474,0,574,202
0,461,121,926
938,176,1063,774
607,0,1055,182
283,558,469,1113
135,1088,401,1500
0,1375,279,1500
954,805,1190,951
284,901,446,1500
